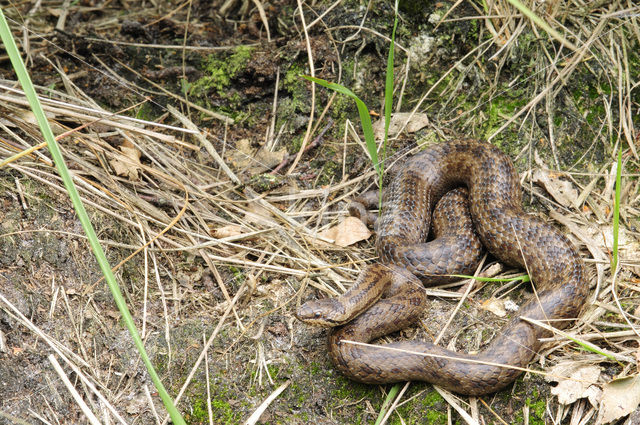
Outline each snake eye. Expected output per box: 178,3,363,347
314,311,321,318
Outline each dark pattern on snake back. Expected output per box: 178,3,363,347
297,139,588,396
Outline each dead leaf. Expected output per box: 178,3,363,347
596,375,640,424
532,169,579,209
226,138,286,175
110,140,142,180
372,112,430,140
480,298,508,317
318,217,371,247
545,362,601,405
583,224,640,276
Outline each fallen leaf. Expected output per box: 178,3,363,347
532,169,579,209
545,362,601,405
372,112,430,140
596,375,640,424
480,298,508,317
582,224,640,276
318,217,371,247
110,140,142,180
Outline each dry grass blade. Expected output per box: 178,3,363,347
48,355,102,425
243,380,290,425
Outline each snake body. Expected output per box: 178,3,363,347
297,139,588,395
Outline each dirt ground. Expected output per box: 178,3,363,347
0,0,639,424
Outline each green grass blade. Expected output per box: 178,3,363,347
566,333,619,363
0,9,186,424
522,317,620,364
302,75,380,175
612,146,622,272
374,383,401,425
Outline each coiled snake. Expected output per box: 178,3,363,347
296,139,587,395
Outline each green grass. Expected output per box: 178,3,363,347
612,146,622,272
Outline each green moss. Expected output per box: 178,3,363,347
190,46,253,97
185,398,210,424
249,173,285,192
421,389,444,407
425,409,448,424
283,63,306,98
329,90,356,130
287,133,305,153
483,93,527,143
227,265,245,290
314,159,341,186
525,396,547,425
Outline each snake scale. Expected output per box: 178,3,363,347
297,139,588,395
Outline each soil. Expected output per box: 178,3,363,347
1,1,639,425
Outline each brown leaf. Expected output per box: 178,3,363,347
479,298,518,317
372,112,430,140
532,169,579,209
110,140,142,180
480,298,507,317
318,217,371,247
583,224,640,276
597,375,640,424
210,224,248,239
545,362,601,405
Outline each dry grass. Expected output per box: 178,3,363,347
0,0,639,424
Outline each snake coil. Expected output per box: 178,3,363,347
297,139,587,395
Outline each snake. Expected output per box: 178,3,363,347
296,139,588,396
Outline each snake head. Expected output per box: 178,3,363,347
295,298,347,327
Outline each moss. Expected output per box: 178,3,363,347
483,93,527,144
525,396,547,425
421,389,444,407
185,398,210,424
227,265,245,291
135,102,154,121
425,409,448,425
249,173,284,192
314,159,342,186
190,46,253,97
287,133,305,153
283,63,306,99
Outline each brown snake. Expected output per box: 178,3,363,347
296,139,588,395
